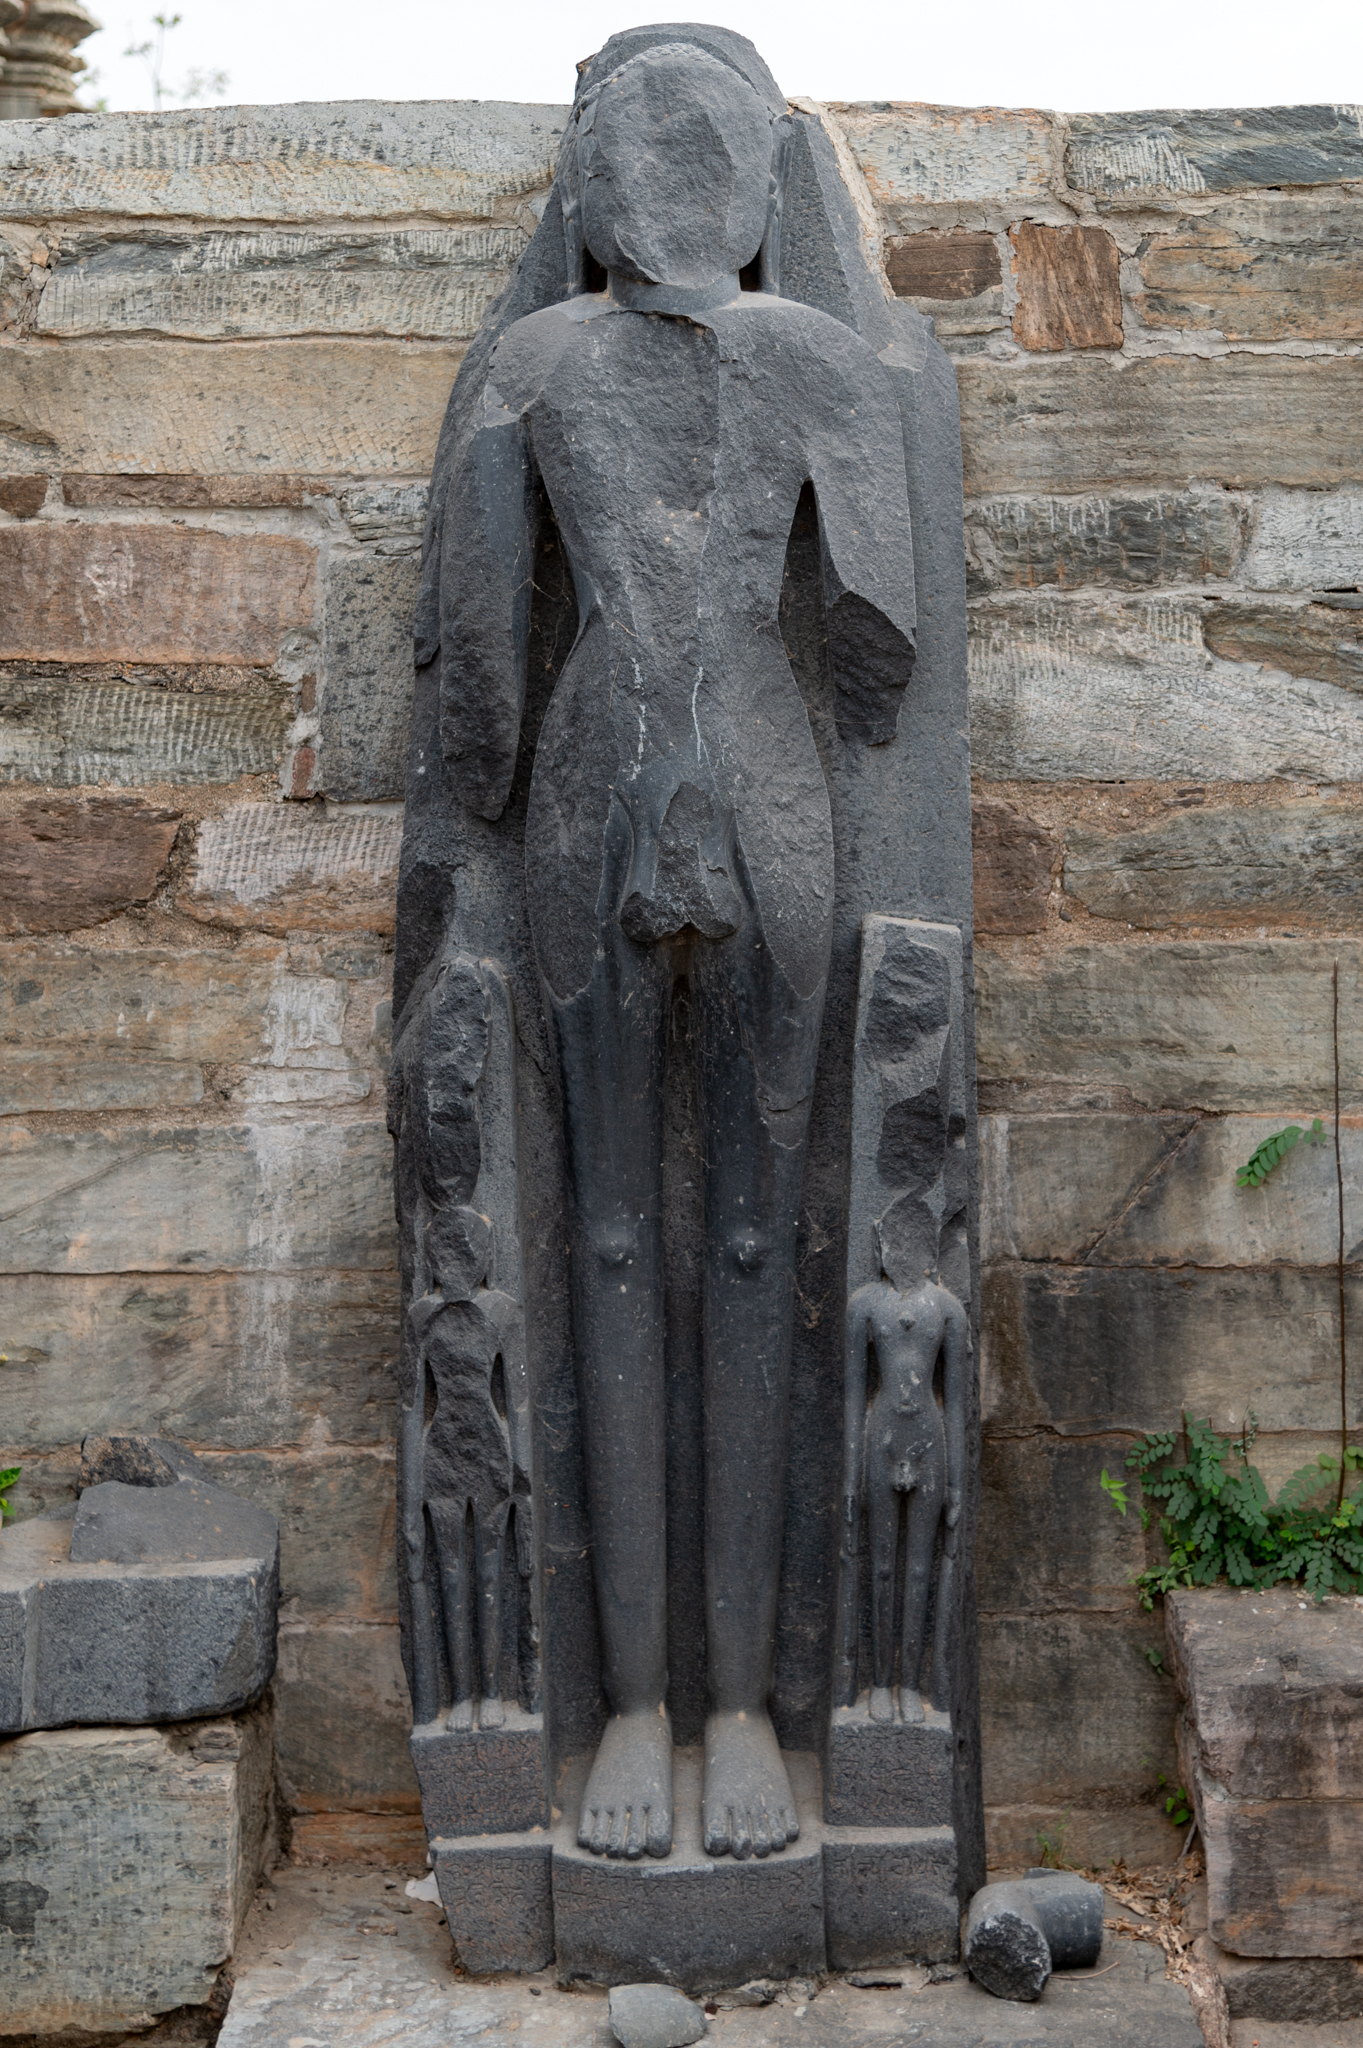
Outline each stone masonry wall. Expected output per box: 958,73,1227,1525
1,97,1361,1868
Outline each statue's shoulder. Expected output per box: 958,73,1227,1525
486,297,593,406
713,293,895,393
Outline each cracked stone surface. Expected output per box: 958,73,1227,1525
217,1866,1203,2047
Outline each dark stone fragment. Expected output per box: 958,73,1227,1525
886,231,1001,301
409,1712,547,1836
79,1431,202,1490
431,1834,553,1974
70,1477,278,1565
822,1830,959,1969
965,1873,1104,2001
824,1700,952,1827
608,1983,708,2048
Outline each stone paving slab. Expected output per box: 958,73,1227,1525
218,1866,1202,2048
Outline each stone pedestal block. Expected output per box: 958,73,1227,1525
824,1695,953,1827
410,1708,547,1837
0,1513,278,1732
822,1825,958,1968
1168,1587,1363,1956
551,1750,826,1991
0,1701,275,2033
431,1833,553,1973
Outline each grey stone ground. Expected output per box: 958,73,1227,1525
215,1863,1206,2048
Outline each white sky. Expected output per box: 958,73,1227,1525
79,0,1362,118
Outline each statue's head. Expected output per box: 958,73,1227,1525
876,1195,940,1292
578,42,774,288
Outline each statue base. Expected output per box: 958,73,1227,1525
429,1743,958,1986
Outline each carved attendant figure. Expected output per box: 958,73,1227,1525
428,41,917,1862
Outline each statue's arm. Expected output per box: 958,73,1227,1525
842,1286,874,1531
437,385,541,822
809,359,917,746
942,1293,970,1531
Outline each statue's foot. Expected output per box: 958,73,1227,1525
899,1687,925,1725
577,1707,673,1860
869,1685,895,1724
478,1693,505,1731
448,1696,474,1732
702,1709,799,1860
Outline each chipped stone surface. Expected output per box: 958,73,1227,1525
0,1705,274,2031
0,338,461,474
1010,223,1123,351
1064,802,1363,928
1203,599,1363,690
0,669,291,786
0,523,316,666
836,102,1057,226
0,794,180,933
1066,105,1363,198
1241,486,1363,591
187,800,402,933
0,100,568,222
965,489,1243,596
969,594,1363,783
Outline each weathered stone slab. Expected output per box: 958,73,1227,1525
0,794,180,934
956,354,1363,495
980,1110,1194,1264
979,1610,1175,1809
1137,205,1363,342
0,339,461,475
982,1262,1363,1436
313,551,421,801
0,524,315,665
1066,105,1363,199
969,593,1363,783
977,939,1363,1110
1011,222,1122,350
1203,598,1363,690
186,800,402,933
208,1447,397,1620
0,1510,277,1730
72,1474,279,1564
836,103,1057,226
0,1706,273,2030
1199,1934,1363,2023
552,1750,826,1990
964,488,1244,596
977,1433,1150,1615
987,1802,1182,1870
0,1116,395,1272
0,941,353,1114
0,1269,398,1454
0,669,291,786
0,474,46,516
273,1620,419,1813
885,229,1001,298
0,100,567,222
62,473,332,508
35,225,528,340
971,797,1055,934
409,1711,547,1836
824,1698,952,1826
430,1834,553,1974
1065,801,1363,929
1241,485,1363,591
821,1829,958,1969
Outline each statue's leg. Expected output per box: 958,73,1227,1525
867,1466,900,1725
474,1501,511,1731
900,1456,946,1721
693,921,827,1859
547,920,674,1859
426,1498,475,1732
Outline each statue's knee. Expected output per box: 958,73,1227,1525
588,1215,645,1270
723,1227,771,1275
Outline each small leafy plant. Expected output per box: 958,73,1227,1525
1155,1772,1193,1829
1235,1118,1325,1187
0,1465,19,1524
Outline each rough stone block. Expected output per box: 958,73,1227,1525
0,1270,399,1457
977,1433,1148,1616
1010,223,1122,350
822,1828,958,1968
0,1705,273,2031
0,339,461,475
824,1697,952,1827
971,798,1055,935
979,1111,1195,1266
80,1432,202,1488
1204,597,1363,690
0,100,568,223
608,1983,707,2048
273,1620,419,1813
977,939,1363,1110
0,668,292,788
410,1710,548,1836
957,354,1363,496
0,525,315,666
313,551,421,801
0,1116,396,1274
210,1446,398,1620
969,592,1363,783
886,229,1001,298
0,474,46,517
964,487,1243,596
1197,1933,1363,2023
35,224,527,341
986,1800,1183,1870
0,795,180,936
552,1749,826,1989
836,103,1056,227
1137,205,1363,342
72,1475,280,1565
0,1510,277,1730
186,800,402,935
1066,105,1363,198
430,1834,553,1975
1064,801,1363,930
1242,485,1363,591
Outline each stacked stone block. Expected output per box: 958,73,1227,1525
1,93,1360,1869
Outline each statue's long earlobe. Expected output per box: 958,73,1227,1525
759,113,793,294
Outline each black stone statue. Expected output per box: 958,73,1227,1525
393,21,982,1976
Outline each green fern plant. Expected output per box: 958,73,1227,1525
0,1466,19,1524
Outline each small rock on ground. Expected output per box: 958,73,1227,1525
610,1982,707,2048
